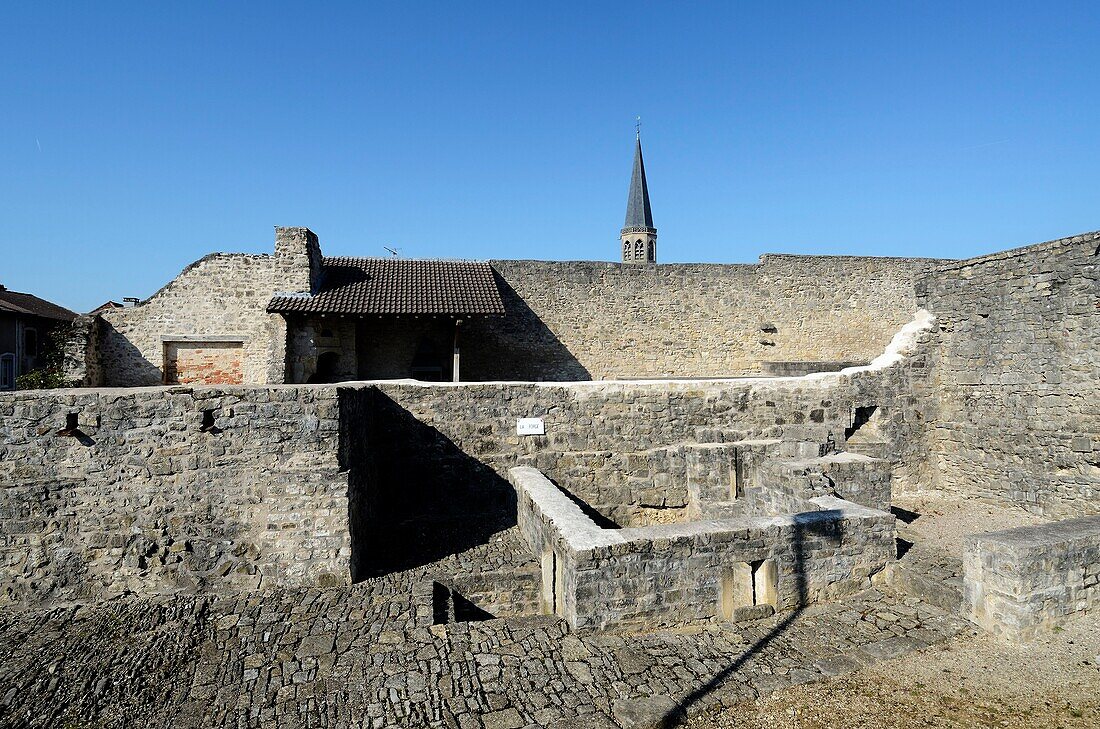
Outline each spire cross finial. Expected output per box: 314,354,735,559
635,116,641,139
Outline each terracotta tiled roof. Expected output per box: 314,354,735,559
0,287,78,321
267,258,506,316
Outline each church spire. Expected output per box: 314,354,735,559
621,127,656,263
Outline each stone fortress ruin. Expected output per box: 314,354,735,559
1,137,1099,727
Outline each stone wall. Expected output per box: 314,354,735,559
918,232,1100,516
98,254,288,386
90,224,936,386
511,467,895,632
0,311,933,604
461,255,936,380
62,315,103,387
0,385,352,604
756,452,894,515
370,309,936,530
97,227,320,387
964,515,1100,641
287,318,358,383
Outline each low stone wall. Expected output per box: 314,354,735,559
757,452,893,514
0,385,352,604
511,467,895,632
963,515,1100,642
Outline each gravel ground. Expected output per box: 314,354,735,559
686,612,1100,728
687,496,1098,729
892,494,1051,554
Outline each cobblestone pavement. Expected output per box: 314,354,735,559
0,548,967,729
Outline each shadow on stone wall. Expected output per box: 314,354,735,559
461,272,591,381
99,320,162,386
342,388,518,579
662,511,845,726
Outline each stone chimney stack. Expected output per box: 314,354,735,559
274,227,323,294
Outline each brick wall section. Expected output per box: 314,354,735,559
165,341,244,384
964,515,1100,641
461,255,937,380
917,232,1100,516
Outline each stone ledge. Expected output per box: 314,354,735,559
964,514,1100,642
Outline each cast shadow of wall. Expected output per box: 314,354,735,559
97,319,163,386
461,272,591,381
340,387,519,581
661,510,847,727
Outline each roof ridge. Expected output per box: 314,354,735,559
324,256,492,264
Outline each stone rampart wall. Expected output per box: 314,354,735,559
0,385,351,604
964,515,1100,641
918,232,1100,516
462,255,936,380
372,309,935,523
0,311,931,604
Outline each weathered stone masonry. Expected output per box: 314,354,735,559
94,227,320,387
1,312,930,607
964,515,1100,641
463,256,936,380
79,225,937,386
915,232,1100,517
0,385,352,604
62,224,1100,523
511,466,894,632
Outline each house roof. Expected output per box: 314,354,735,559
0,287,78,322
267,258,506,316
89,300,124,314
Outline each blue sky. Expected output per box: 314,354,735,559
3,2,1098,312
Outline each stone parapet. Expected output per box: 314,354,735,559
510,466,895,632
0,384,353,604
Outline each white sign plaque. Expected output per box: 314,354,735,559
516,417,545,436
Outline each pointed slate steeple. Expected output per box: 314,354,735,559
624,137,654,229
621,131,657,263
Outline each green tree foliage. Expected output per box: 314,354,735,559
15,326,71,390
